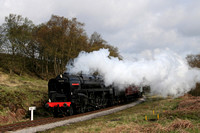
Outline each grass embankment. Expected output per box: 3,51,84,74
0,70,49,125
43,95,200,133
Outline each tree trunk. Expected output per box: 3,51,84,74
46,57,49,80
54,56,57,76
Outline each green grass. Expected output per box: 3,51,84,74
41,95,200,133
0,71,50,125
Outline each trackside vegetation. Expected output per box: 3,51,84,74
0,70,49,125
41,95,200,133
0,14,120,80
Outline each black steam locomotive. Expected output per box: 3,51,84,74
45,73,142,117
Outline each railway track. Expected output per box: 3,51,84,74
0,107,114,132
0,97,145,133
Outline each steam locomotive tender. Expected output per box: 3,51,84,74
45,73,142,117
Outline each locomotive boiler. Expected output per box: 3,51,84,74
45,73,142,117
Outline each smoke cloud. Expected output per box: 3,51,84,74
66,48,200,97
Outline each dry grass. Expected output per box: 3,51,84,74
178,94,200,111
0,72,17,87
167,119,193,130
0,71,48,125
103,123,141,133
0,71,24,87
60,119,194,133
163,94,200,124
42,94,200,133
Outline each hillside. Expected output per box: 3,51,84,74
0,69,49,125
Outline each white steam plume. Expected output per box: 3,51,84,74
66,48,200,97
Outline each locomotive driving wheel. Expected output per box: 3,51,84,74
53,108,58,117
80,97,88,113
80,105,86,113
68,106,73,116
95,96,103,108
102,92,107,108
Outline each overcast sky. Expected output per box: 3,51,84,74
1,0,200,58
